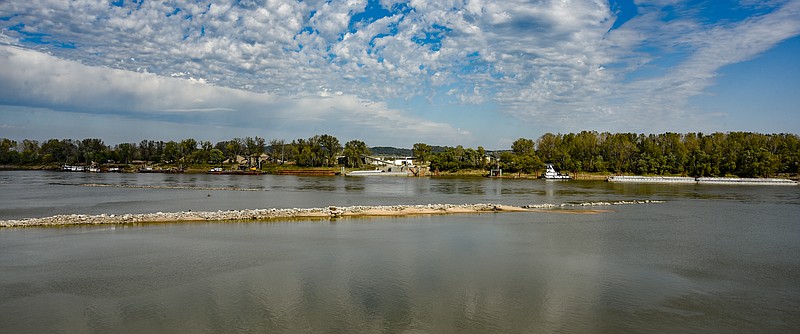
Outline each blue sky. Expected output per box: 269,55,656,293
1,0,798,149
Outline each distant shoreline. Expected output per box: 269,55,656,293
0,203,624,228
1,167,797,182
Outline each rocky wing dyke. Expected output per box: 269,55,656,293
1,201,666,228
0,204,514,228
523,200,664,208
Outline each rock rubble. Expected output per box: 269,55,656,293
0,201,663,228
0,203,507,228
523,200,663,209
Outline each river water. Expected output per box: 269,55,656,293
1,171,798,333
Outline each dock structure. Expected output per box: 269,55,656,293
343,154,425,176
608,175,798,185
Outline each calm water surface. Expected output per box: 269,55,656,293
1,171,798,333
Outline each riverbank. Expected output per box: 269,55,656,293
0,203,620,228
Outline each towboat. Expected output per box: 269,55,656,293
541,164,571,180
207,167,266,175
62,164,86,172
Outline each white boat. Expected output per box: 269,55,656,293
62,164,86,172
541,164,571,180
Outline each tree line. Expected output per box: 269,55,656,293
270,135,370,168
0,135,371,169
415,132,800,178
2,131,798,177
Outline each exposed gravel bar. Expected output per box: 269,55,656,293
81,183,263,191
0,200,668,228
523,200,664,208
0,203,531,228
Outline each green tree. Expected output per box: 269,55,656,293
269,139,287,164
498,151,516,172
570,131,599,172
317,134,341,167
138,140,161,162
20,139,41,164
413,143,432,164
0,138,20,164
38,140,57,164
243,136,266,167
511,138,541,174
178,138,198,163
774,133,800,174
209,148,225,166
602,133,638,173
296,138,319,167
162,141,179,163
513,153,542,175
225,138,244,164
79,138,108,164
513,138,535,156
429,147,459,172
343,140,370,168
115,143,138,164
40,139,76,164
476,146,487,169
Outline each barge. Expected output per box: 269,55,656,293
608,175,797,185
345,168,410,176
272,169,339,176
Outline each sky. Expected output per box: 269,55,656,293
0,0,798,149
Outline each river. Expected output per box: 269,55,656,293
1,171,798,333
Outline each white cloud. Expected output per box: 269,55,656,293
590,0,800,130
0,0,619,102
0,0,798,140
0,45,464,146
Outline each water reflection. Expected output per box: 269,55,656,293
1,194,799,333
3,171,800,220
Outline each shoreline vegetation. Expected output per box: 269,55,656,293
3,165,794,182
0,201,664,228
2,131,799,180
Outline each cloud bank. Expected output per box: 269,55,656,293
0,45,464,145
